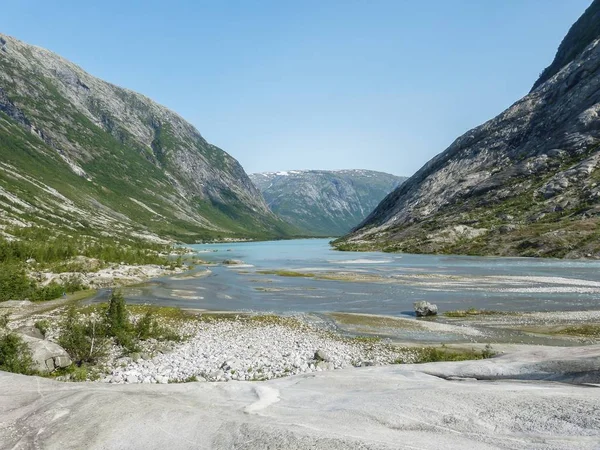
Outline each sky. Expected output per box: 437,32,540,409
0,1,592,177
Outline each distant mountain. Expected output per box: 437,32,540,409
250,170,406,236
335,0,600,258
0,33,294,243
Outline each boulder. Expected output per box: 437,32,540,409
414,301,438,317
19,334,72,372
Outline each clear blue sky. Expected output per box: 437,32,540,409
0,1,592,176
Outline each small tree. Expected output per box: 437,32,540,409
105,290,129,334
58,307,108,365
105,290,137,351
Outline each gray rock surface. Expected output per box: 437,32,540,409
338,1,600,258
1,345,599,449
250,170,406,236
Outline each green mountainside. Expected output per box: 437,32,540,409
250,170,405,236
0,33,294,245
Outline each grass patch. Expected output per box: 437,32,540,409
444,308,515,318
257,270,316,278
556,324,600,338
329,312,422,329
407,344,496,363
351,335,382,343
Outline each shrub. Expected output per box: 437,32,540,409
105,290,129,334
34,319,51,337
0,315,34,374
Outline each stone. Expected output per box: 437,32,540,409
126,374,139,384
314,349,331,362
414,301,438,317
130,352,141,362
116,357,132,366
111,375,123,384
316,361,334,371
156,376,169,384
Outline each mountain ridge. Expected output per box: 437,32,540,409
336,0,600,258
0,32,293,244
251,169,405,236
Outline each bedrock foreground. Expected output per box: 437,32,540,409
1,346,599,449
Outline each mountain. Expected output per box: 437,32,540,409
250,170,406,236
335,0,600,258
0,33,293,244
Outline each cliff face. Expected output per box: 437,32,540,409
250,170,405,236
0,33,291,243
337,0,600,258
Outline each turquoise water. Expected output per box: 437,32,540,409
108,239,600,316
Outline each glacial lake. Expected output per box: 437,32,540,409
99,239,600,317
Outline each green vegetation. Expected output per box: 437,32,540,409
444,308,515,318
0,315,34,374
0,228,179,302
0,263,84,302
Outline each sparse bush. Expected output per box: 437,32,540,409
34,319,51,337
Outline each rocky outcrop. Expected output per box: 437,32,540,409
2,346,600,449
19,334,71,372
0,33,291,242
336,0,600,258
250,170,405,236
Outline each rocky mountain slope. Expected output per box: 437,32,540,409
336,0,600,258
250,170,405,236
0,33,293,244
